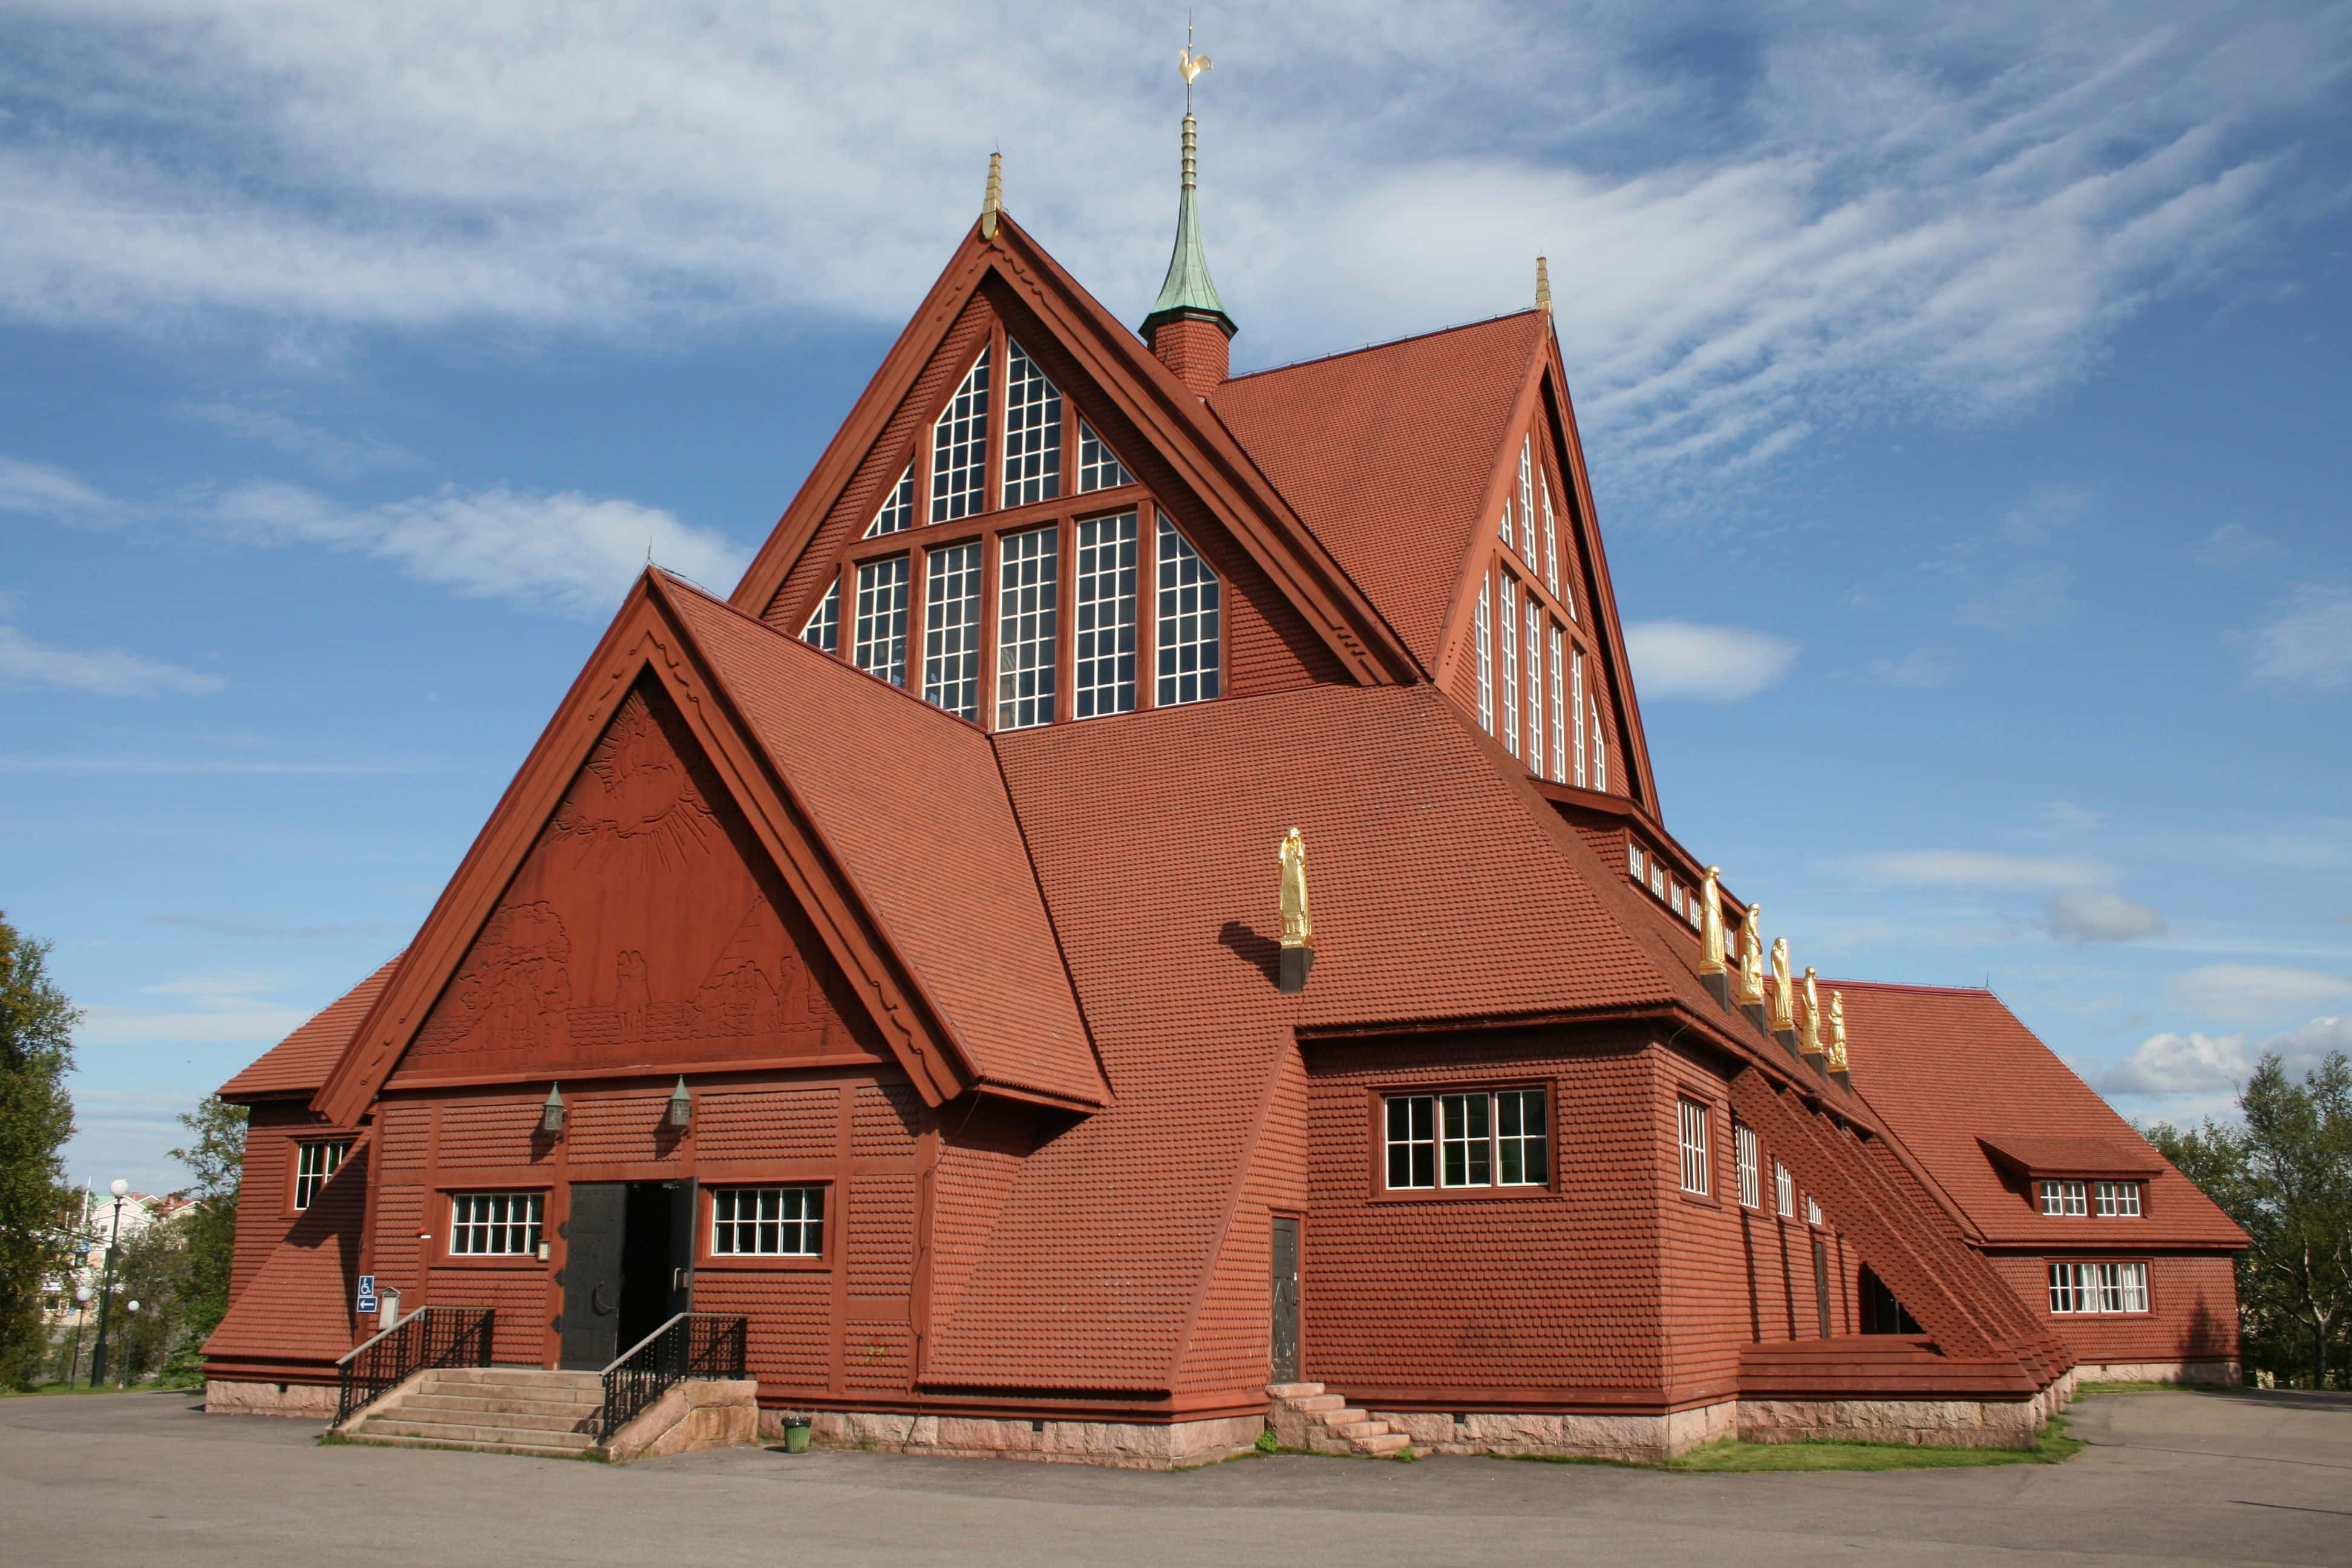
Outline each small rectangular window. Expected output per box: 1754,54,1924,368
1001,339,1062,508
1628,844,1645,881
1807,1196,1823,1226
2094,1181,2141,1217
2048,1261,2150,1314
295,1140,350,1210
1736,1125,1760,1210
1441,1093,1492,1187
864,465,915,537
923,543,982,719
711,1186,824,1258
449,1192,543,1256
854,557,909,687
1154,512,1221,707
1677,1099,1710,1195
1669,883,1685,916
1074,511,1138,718
1775,1160,1795,1218
800,578,839,653
931,349,991,523
1650,864,1667,899
1495,1088,1549,1186
996,527,1058,728
1475,575,1495,734
2040,1180,2088,1217
1385,1095,1436,1189
1077,421,1131,492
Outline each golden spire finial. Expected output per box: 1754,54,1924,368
1800,967,1824,1055
1828,990,1849,1073
1737,903,1765,1005
1277,828,1312,950
1536,255,1552,319
1769,936,1793,1030
1698,866,1726,976
979,151,1003,240
1179,17,1212,109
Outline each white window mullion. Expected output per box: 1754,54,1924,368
1001,340,1063,508
1500,577,1520,756
931,349,991,523
1570,648,1586,786
923,543,982,719
1547,626,1566,783
1474,573,1494,734
996,527,1058,728
1525,598,1544,777
1074,511,1138,717
1154,512,1221,705
1542,481,1561,601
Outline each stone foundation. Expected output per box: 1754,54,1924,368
1369,1400,1737,1462
767,1409,1265,1469
2075,1359,2239,1387
1739,1372,2075,1450
608,1378,760,1462
204,1379,338,1419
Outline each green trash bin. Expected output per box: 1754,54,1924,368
783,1416,812,1454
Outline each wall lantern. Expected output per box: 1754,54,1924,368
540,1083,565,1135
667,1076,692,1131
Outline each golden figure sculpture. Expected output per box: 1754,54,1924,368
1800,967,1824,1055
1769,936,1793,1030
1828,989,1849,1073
1738,903,1765,1005
1278,828,1312,950
1699,866,1726,975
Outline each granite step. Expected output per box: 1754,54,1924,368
345,1432,599,1462
364,1417,599,1450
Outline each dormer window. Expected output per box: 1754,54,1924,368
2096,1181,2142,1217
2039,1180,2088,1217
866,465,915,537
1078,422,1131,492
1001,340,1063,508
932,348,991,523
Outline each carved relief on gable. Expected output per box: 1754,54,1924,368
397,688,865,1080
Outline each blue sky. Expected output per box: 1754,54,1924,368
5,1,2349,1192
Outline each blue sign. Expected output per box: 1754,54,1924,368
355,1275,377,1314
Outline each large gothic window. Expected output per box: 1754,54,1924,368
801,579,839,653
1078,422,1132,492
854,558,909,687
1547,624,1567,784
1475,572,1494,734
1001,341,1063,508
866,465,915,537
1074,512,1138,717
1154,512,1220,707
996,526,1058,729
924,542,982,720
931,349,991,523
1500,575,1521,757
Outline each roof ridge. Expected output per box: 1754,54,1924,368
1820,978,1997,996
1221,308,1543,385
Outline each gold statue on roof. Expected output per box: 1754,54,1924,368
1800,967,1824,1055
1278,828,1312,950
1737,903,1765,1005
1769,936,1793,1030
1699,866,1726,976
1828,989,1849,1073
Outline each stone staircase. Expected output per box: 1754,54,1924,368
342,1367,606,1459
1267,1382,1411,1457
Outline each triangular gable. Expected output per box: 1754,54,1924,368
727,211,1417,688
316,572,1105,1125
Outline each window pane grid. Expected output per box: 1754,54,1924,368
1495,1088,1549,1186
2040,1180,2088,1217
1155,513,1221,706
1592,693,1608,792
1386,1095,1435,1189
1677,1099,1710,1195
1542,482,1561,603
1074,512,1138,717
1736,1125,1760,1209
1518,439,1535,558
1440,1093,1492,1187
854,557,909,687
865,465,915,537
1077,421,1131,492
1500,576,1520,756
1547,627,1567,784
1001,340,1062,508
711,1186,824,1257
996,526,1058,728
1775,1160,1795,1217
2095,1181,2141,1217
1475,574,1494,733
1525,598,1545,778
800,578,839,652
449,1191,543,1255
2048,1261,2149,1313
930,349,991,523
1572,650,1587,786
296,1140,350,1210
924,543,982,719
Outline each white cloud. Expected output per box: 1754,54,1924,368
0,623,224,697
1624,619,1797,700
1857,850,2109,889
2045,889,2166,944
2100,1012,2352,1096
74,973,312,1048
214,481,751,618
0,456,111,519
0,3,2339,485
2244,584,2352,692
2164,963,2352,1022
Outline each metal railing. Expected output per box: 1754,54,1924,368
333,1305,494,1427
596,1312,748,1442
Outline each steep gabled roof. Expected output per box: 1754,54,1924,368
313,571,1104,1124
1838,982,2247,1249
217,953,403,1103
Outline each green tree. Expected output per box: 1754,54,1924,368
105,1217,187,1384
2149,1051,2352,1388
0,913,79,1390
162,1095,246,1383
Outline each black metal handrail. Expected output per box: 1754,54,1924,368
596,1312,748,1441
333,1305,495,1426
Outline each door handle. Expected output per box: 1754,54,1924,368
591,1284,614,1315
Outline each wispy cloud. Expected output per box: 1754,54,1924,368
2045,889,2166,944
1866,648,1954,688
178,399,416,476
74,973,313,1048
152,913,400,940
0,623,224,697
2101,1012,2352,1096
1624,619,1797,700
2164,963,2352,1022
1856,850,2109,890
2244,584,2352,693
213,481,751,618
0,455,113,520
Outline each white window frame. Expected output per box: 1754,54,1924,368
2048,1260,2150,1314
1518,438,1535,557
1475,573,1494,734
1807,1197,1823,1226
1628,843,1644,881
1525,598,1545,778
1077,420,1131,492
930,348,991,524
1775,1160,1795,1218
2094,1181,2142,1217
1385,1094,1436,1189
2040,1180,2088,1217
1736,1125,1760,1209
1547,626,1567,783
710,1185,825,1258
448,1191,543,1256
295,1139,350,1210
1154,511,1221,707
864,464,915,538
854,557,909,687
1572,649,1587,786
995,526,1057,729
1500,575,1521,757
923,542,982,720
800,578,839,652
1542,480,1561,601
1384,1089,1549,1191
1001,339,1063,509
1592,695,1608,792
1677,1099,1710,1195
1074,511,1138,718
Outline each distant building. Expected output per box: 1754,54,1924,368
201,109,2245,1460
42,1189,191,1322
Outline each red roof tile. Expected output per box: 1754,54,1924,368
1837,982,2246,1249
1979,1134,2165,1180
1212,313,1548,673
217,955,403,1102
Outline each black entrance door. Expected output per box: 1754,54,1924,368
560,1180,695,1371
1270,1215,1301,1382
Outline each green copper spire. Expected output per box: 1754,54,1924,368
1143,47,1235,341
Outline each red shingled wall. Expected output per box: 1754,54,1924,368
1654,1051,1759,1403
1175,1042,1310,1402
229,1103,310,1306
1987,1252,2239,1367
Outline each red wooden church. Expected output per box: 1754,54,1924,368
201,111,2246,1464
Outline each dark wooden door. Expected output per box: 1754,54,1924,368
1812,1238,1832,1338
667,1180,697,1320
1270,1215,1301,1382
560,1183,627,1370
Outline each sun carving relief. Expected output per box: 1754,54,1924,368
403,690,842,1073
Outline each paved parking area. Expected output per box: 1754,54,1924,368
4,1386,2348,1567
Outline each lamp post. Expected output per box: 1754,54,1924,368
67,1285,91,1389
119,1301,140,1386
87,1179,128,1387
